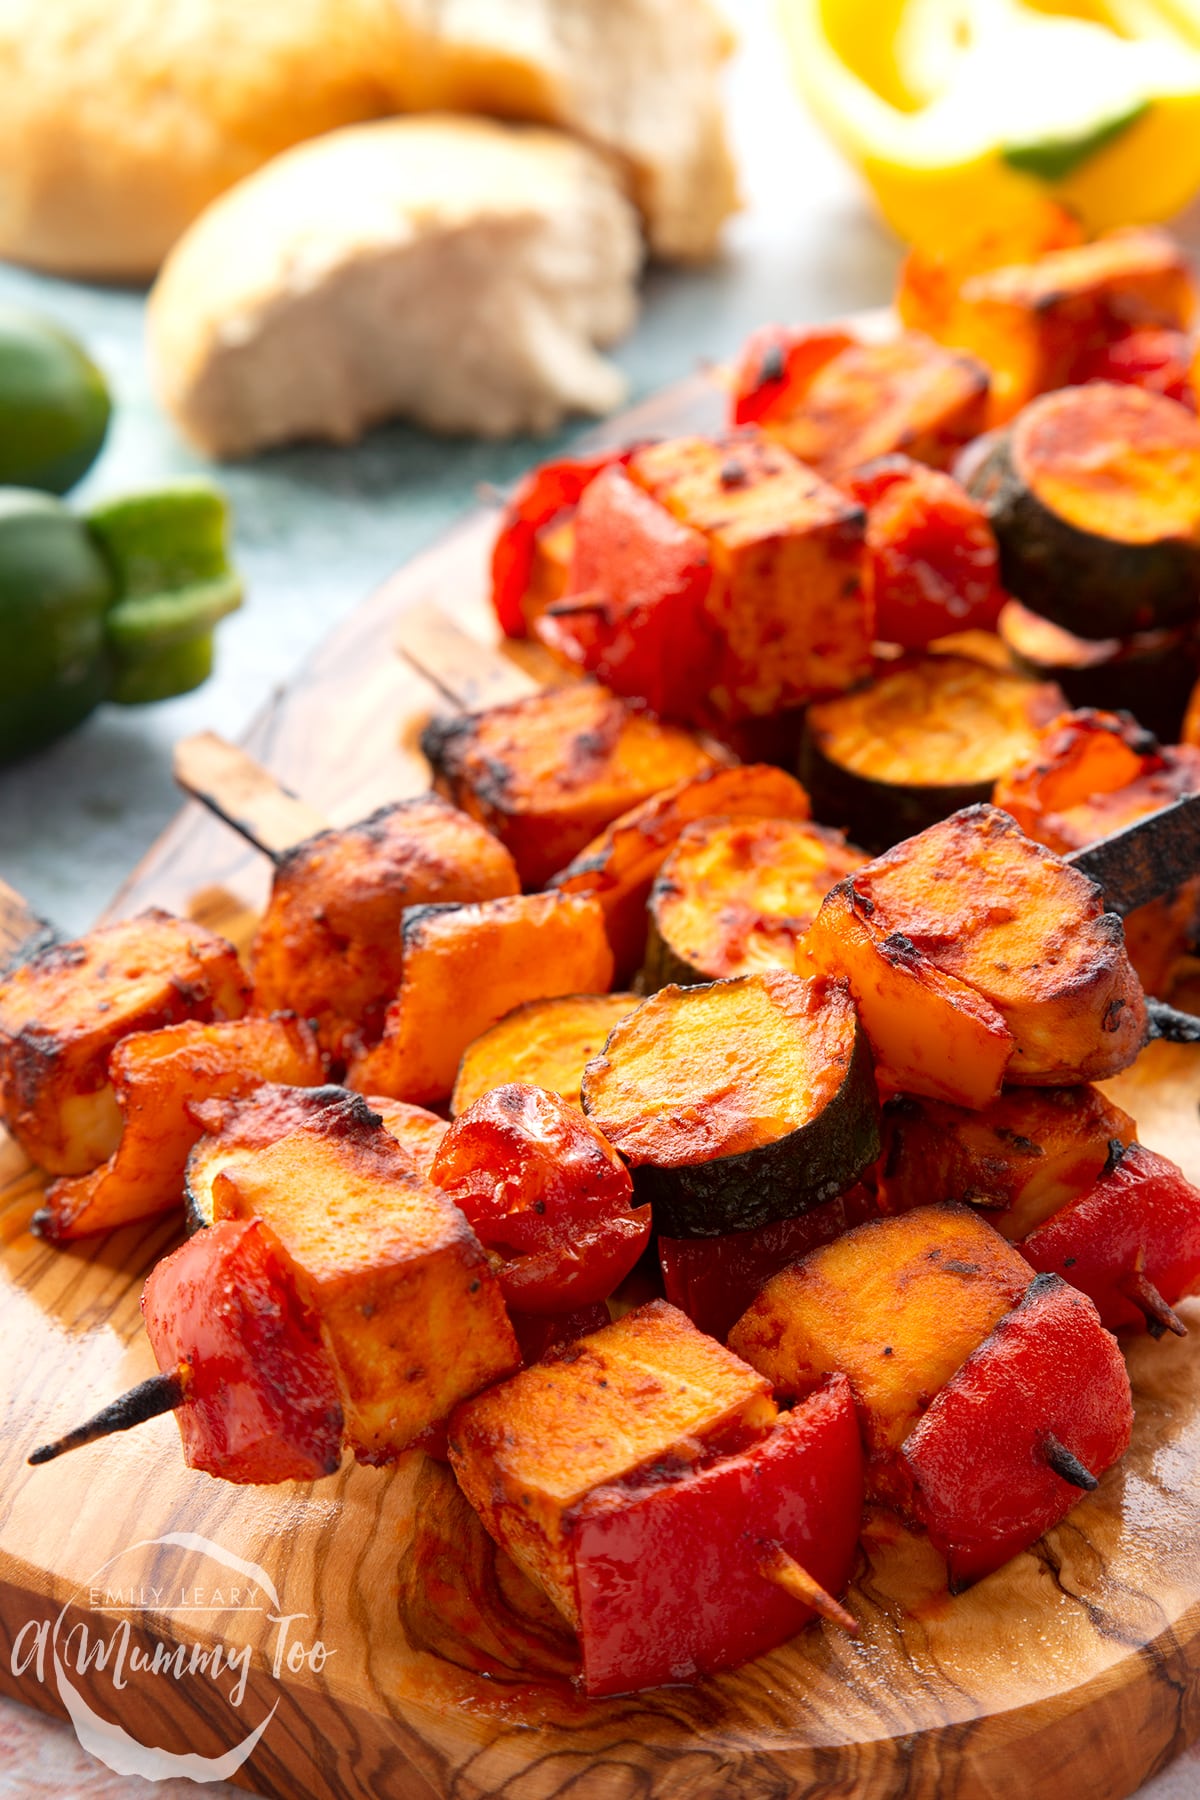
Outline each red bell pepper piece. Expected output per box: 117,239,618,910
659,1185,881,1343
1074,327,1194,409
490,451,625,638
845,455,1005,648
430,1083,651,1314
730,325,856,427
899,1273,1132,1589
1020,1140,1200,1337
142,1218,344,1485
573,1373,863,1695
536,463,722,720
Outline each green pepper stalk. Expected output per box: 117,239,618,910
0,480,242,765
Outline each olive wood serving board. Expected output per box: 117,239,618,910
3,369,1200,1800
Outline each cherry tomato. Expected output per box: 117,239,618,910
431,1084,650,1314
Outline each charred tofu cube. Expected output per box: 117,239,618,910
251,796,520,1063
450,1301,864,1694
211,1094,519,1462
35,1014,323,1241
422,683,725,890
348,892,614,1106
729,1205,1030,1486
449,1300,778,1622
628,436,872,719
0,911,248,1175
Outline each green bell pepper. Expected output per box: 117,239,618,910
0,480,243,765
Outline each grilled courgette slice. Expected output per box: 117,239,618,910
581,971,879,1236
801,654,1063,853
644,817,867,989
451,991,637,1116
967,383,1200,639
998,599,1197,743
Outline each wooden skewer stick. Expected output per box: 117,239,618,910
1145,998,1200,1045
0,877,60,973
1042,1433,1099,1492
28,1364,189,1466
1119,1242,1187,1339
1067,791,1200,918
395,600,541,712
398,602,1200,907
173,732,328,863
759,1544,859,1635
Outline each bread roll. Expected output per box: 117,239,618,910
0,0,735,279
0,0,402,279
387,0,738,261
147,116,641,454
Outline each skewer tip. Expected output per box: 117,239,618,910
1120,1268,1187,1340
1042,1431,1098,1492
759,1544,859,1636
28,1366,189,1467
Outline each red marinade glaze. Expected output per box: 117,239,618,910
730,325,856,427
490,451,626,637
573,1373,863,1696
659,1186,882,1343
142,1218,344,1484
899,1273,1132,1589
537,463,721,720
430,1083,651,1314
1021,1141,1200,1333
845,455,1005,649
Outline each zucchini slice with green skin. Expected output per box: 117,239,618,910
184,1084,449,1229
998,599,1197,744
643,817,867,991
801,654,1063,855
451,991,638,1115
581,971,880,1237
966,383,1200,639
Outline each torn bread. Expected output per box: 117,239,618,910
0,0,735,280
147,116,641,453
387,0,738,262
0,0,402,280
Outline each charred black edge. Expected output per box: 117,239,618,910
1067,792,1200,917
1145,997,1200,1044
28,1368,187,1465
0,914,60,976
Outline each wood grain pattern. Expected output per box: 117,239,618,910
2,364,1200,1800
